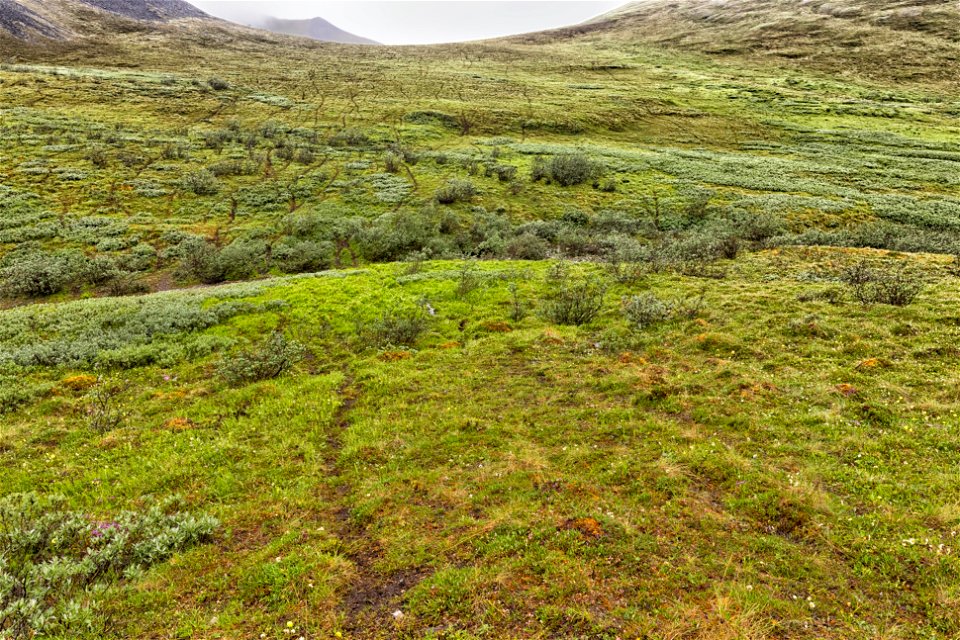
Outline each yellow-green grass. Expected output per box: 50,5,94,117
3,252,960,637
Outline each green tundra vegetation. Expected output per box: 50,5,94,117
2,0,960,637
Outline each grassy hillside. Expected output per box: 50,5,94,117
2,0,960,637
531,0,960,85
4,253,960,638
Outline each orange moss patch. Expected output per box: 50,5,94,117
541,328,564,345
836,383,859,397
439,341,461,349
856,357,890,369
379,351,413,362
618,352,648,365
164,417,195,432
562,517,604,539
480,320,512,333
60,374,98,392
738,381,778,399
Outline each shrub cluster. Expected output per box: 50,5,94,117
840,260,923,306
0,493,217,639
216,332,306,387
356,305,432,349
622,291,705,330
539,263,607,326
531,153,602,187
0,249,148,299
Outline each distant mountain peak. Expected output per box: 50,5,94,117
250,15,379,45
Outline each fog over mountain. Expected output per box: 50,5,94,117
189,1,625,44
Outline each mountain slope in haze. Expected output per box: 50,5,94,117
518,0,960,83
75,0,208,21
0,0,65,39
0,0,214,43
248,15,378,45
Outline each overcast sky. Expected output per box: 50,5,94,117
188,1,626,45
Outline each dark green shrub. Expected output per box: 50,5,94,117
81,255,122,286
508,281,528,322
455,262,482,298
546,153,600,187
435,180,478,204
505,233,550,260
293,148,315,165
622,291,705,330
841,260,923,306
207,77,230,90
273,239,334,273
384,151,402,173
218,239,268,281
329,128,369,147
485,164,517,182
86,379,124,434
175,237,225,284
86,146,109,168
360,210,446,262
539,263,607,326
208,159,258,177
530,156,549,182
358,305,432,349
181,170,220,196
217,333,306,387
0,250,85,298
202,130,232,151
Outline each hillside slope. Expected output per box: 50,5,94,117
519,0,960,84
0,0,215,46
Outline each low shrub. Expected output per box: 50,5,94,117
207,77,230,90
505,233,550,260
0,250,86,298
539,263,607,326
435,180,477,204
357,305,432,349
546,153,601,187
181,169,220,196
85,379,124,433
273,239,334,273
622,291,705,330
840,260,923,306
0,493,217,639
175,237,225,284
217,332,306,387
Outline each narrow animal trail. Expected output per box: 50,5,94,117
320,374,428,635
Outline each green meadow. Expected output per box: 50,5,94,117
2,1,960,637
